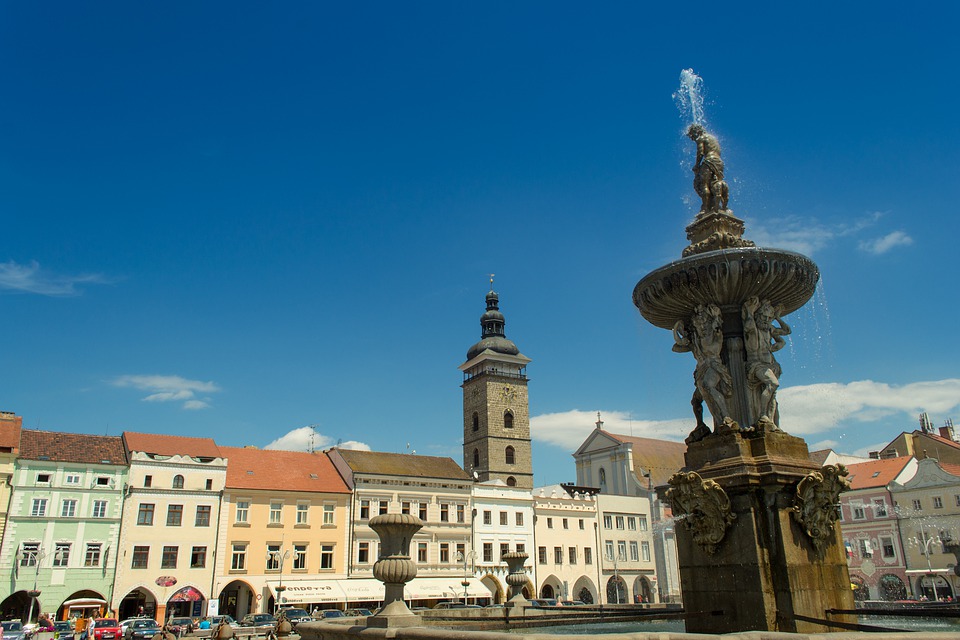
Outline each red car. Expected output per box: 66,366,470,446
93,619,122,640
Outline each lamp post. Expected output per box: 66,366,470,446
605,550,626,604
16,546,47,624
455,550,477,604
908,526,943,601
266,549,290,613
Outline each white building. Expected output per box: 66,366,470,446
532,484,599,604
472,479,534,601
596,493,658,603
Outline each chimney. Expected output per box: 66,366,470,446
940,426,955,441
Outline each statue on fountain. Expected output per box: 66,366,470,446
742,296,790,429
687,123,729,214
673,303,734,443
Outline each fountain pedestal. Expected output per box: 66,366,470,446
366,514,424,629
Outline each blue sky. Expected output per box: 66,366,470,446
2,2,958,485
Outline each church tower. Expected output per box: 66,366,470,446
460,284,533,489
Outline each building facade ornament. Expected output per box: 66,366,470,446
792,464,850,555
666,471,735,555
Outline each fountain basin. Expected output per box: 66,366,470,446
633,246,819,329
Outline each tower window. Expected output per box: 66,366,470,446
173,475,185,489
505,446,515,465
472,412,479,432
504,411,514,429
506,476,517,487
473,449,480,469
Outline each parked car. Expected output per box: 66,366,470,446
319,610,343,619
166,618,194,636
238,614,276,629
2,622,22,640
344,609,373,617
54,621,73,636
119,618,152,635
124,619,161,640
276,609,311,627
93,619,122,640
207,616,239,631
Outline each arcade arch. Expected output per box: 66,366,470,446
118,587,158,620
217,580,256,619
570,577,597,604
605,575,627,604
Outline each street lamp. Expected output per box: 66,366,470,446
15,546,48,624
908,526,944,601
605,550,626,604
266,549,290,613
455,550,477,604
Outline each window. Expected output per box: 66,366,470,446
598,468,606,490
473,449,480,469
266,545,281,570
913,499,922,511
853,505,865,520
616,516,625,529
569,547,578,564
584,547,592,565
516,512,524,526
144,475,152,487
31,498,47,517
456,543,465,560
627,517,637,530
401,501,410,515
472,412,479,432
294,544,307,570
419,502,427,520
236,500,249,523
132,546,149,569
378,500,389,516
191,546,207,568
457,504,465,523
629,541,639,561
173,475,184,489
440,503,449,522
297,503,309,525
483,543,493,562
270,501,283,524
84,543,102,567
563,518,569,530
504,411,514,429
603,515,612,529
96,476,110,486
638,515,648,531
323,504,335,525
500,511,508,526
231,544,246,571
483,510,492,525
205,479,213,490
440,543,450,563
36,473,50,484
61,499,77,518
547,517,553,529
196,505,212,527
554,547,563,564
881,536,896,559
137,503,154,525
53,543,70,567
507,476,516,486
516,543,525,554
641,541,651,562
164,504,182,526
858,539,873,558
605,540,614,560
505,446,515,465
500,543,510,560
538,546,547,564
579,519,584,530
934,496,944,509
617,541,627,560
873,499,887,517
161,546,178,569
360,500,370,520
358,542,370,564
417,543,427,563
20,542,40,566
956,495,960,507
92,500,107,518
65,474,81,485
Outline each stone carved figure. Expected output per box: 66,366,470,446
667,471,736,555
742,296,790,428
673,303,733,443
687,124,729,214
793,464,850,555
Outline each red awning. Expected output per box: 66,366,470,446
168,587,204,602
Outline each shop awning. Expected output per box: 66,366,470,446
63,599,107,608
405,577,491,601
266,581,347,605
169,587,205,602
338,579,383,602
905,569,952,574
266,577,492,604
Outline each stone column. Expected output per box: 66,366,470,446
366,514,423,629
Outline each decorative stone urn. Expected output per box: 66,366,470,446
366,513,424,629
502,552,529,607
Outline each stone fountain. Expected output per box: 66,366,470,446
633,119,855,633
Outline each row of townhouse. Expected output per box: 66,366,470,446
0,417,663,623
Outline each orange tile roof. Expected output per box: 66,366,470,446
221,446,350,493
19,430,127,465
0,413,22,450
603,431,687,488
335,449,472,480
123,431,222,458
939,461,960,478
845,456,913,490
925,432,960,450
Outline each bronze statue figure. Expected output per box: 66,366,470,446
687,124,729,214
742,296,790,427
673,303,733,442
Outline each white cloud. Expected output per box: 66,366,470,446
112,374,220,410
749,212,882,256
0,259,112,296
859,231,913,255
531,409,688,451
263,426,370,452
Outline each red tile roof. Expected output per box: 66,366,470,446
939,461,960,478
0,413,22,450
221,446,350,493
603,431,687,488
845,456,913,490
19,430,127,465
123,432,222,458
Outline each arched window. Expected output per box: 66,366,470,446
173,475,184,489
504,411,514,429
598,468,606,491
473,449,480,469
506,476,517,487
505,446,515,465
472,412,479,432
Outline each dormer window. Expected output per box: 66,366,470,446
173,475,185,489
